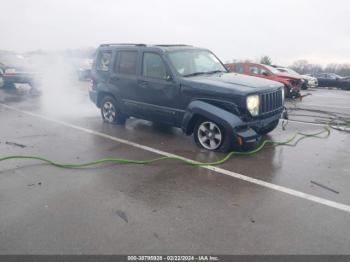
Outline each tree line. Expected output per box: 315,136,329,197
261,56,350,77
289,60,350,76
229,56,350,77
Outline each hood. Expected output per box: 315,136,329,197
274,72,302,80
181,72,283,95
300,74,316,81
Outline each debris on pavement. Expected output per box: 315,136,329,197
311,180,339,194
5,141,27,148
115,210,128,223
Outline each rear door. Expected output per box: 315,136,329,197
317,73,328,87
110,50,140,116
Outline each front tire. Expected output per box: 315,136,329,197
284,85,289,98
193,118,232,152
100,96,127,125
301,82,308,90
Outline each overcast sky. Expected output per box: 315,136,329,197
1,0,349,65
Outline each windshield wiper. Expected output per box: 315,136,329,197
183,72,207,77
205,70,227,74
183,70,226,77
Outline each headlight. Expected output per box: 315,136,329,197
246,95,259,116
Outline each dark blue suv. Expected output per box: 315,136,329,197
89,44,285,152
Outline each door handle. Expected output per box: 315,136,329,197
110,76,119,81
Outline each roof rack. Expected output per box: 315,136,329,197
99,43,146,47
155,44,191,47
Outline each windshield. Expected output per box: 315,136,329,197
0,54,29,68
287,69,299,75
167,50,226,76
278,68,299,75
263,65,281,74
330,73,342,79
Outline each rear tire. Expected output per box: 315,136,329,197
193,118,232,152
100,96,127,125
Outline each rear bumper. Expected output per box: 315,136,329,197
3,74,34,84
89,90,98,105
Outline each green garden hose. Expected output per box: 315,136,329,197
0,126,330,168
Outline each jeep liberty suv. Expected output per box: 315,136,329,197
89,44,285,152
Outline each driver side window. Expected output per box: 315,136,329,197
142,52,168,80
249,66,260,75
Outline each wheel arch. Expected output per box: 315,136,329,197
96,91,118,108
181,100,243,135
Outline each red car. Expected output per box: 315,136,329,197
225,62,302,98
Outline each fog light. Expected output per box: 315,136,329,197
237,136,244,146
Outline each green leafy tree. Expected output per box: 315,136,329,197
260,56,272,65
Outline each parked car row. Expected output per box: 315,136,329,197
225,61,350,93
225,62,302,98
311,73,350,90
0,53,40,91
77,59,93,81
274,67,318,90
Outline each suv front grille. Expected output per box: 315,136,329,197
259,89,283,114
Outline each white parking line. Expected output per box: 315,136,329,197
2,103,350,214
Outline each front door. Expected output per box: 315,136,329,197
137,51,181,125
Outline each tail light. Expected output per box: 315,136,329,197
90,79,97,91
4,68,16,75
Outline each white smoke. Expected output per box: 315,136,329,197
30,53,98,118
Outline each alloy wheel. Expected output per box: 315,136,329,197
197,121,223,150
102,101,116,123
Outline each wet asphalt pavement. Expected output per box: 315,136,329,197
0,84,349,254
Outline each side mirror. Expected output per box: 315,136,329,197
262,71,270,76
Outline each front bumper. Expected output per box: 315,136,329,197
249,109,283,129
233,108,284,145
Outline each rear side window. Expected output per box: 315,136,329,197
97,51,112,71
142,52,167,79
116,51,138,75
